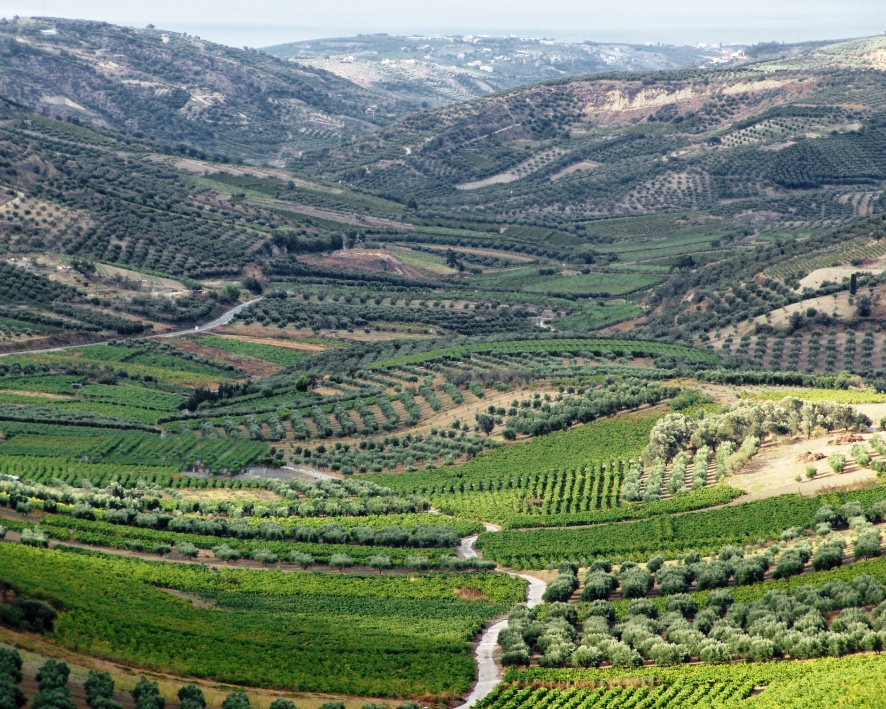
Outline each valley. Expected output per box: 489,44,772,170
2,14,886,709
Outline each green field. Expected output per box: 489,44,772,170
486,654,886,709
0,544,524,698
196,336,309,367
370,337,719,369
475,487,886,568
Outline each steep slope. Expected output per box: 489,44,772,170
0,16,415,162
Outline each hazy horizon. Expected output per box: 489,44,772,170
2,0,885,49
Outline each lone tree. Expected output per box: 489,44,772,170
476,413,495,436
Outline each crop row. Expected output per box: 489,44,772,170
370,338,719,369
0,543,523,697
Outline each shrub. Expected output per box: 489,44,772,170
646,554,665,573
620,568,653,599
706,589,734,616
221,693,250,709
664,593,698,617
735,558,766,586
695,561,731,590
581,571,617,601
656,565,690,595
773,550,805,579
404,555,430,571
176,543,199,558
251,549,278,565
0,598,58,634
699,640,732,663
649,642,687,666
212,544,241,562
329,553,354,571
20,527,48,548
828,453,846,473
571,645,602,667
543,571,579,603
287,551,314,569
367,555,393,572
854,529,881,559
812,544,844,571
626,598,658,618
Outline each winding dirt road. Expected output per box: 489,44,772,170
455,527,547,709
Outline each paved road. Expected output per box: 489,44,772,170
155,296,264,338
0,296,264,358
455,528,547,709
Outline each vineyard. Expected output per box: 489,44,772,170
0,425,267,474
475,490,885,568
195,336,309,368
371,338,719,369
6,28,886,708
487,653,886,709
0,543,524,698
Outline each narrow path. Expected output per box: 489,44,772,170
0,297,263,358
455,526,546,709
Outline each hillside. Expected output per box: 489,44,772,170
0,16,416,162
266,33,722,108
296,35,886,230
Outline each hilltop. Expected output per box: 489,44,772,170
0,16,415,162
265,33,722,108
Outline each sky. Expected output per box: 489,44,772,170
3,0,886,48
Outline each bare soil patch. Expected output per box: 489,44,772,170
305,249,423,279
797,257,886,290
728,430,882,500
549,160,600,180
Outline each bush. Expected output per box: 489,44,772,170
854,529,882,559
695,561,731,590
706,589,734,616
543,571,579,603
329,553,354,571
251,549,278,565
176,543,199,558
649,642,687,666
664,593,698,617
773,550,805,579
584,600,615,622
501,648,531,666
131,678,164,709
656,565,690,595
0,598,58,634
20,527,48,548
178,685,206,709
626,598,658,618
212,544,241,562
221,693,249,709
367,554,393,572
735,558,766,586
812,544,844,571
581,571,617,601
646,554,665,573
287,551,314,568
571,645,602,667
828,453,846,473
404,555,430,570
620,568,653,599
699,640,732,663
